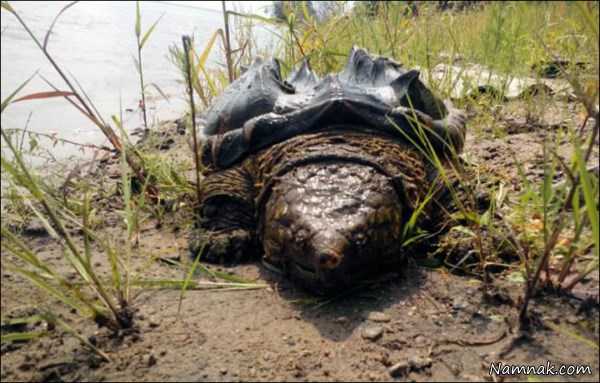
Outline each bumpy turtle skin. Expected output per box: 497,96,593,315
262,161,405,291
190,129,457,292
188,164,257,264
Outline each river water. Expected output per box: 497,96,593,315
1,1,270,161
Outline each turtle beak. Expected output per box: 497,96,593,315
313,230,346,270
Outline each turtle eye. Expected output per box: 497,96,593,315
354,232,367,246
295,229,308,243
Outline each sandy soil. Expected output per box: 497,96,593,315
1,97,598,382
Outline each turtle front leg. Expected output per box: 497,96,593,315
189,164,257,264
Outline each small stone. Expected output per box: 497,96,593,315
142,354,157,367
367,312,391,323
148,317,160,328
388,356,432,377
220,367,228,375
566,315,579,325
414,335,426,346
452,297,469,310
409,356,432,370
334,316,349,323
362,325,383,341
388,361,410,377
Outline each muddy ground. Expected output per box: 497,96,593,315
1,96,599,382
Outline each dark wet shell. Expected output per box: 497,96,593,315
201,46,465,170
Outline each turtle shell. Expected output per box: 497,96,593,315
201,46,466,169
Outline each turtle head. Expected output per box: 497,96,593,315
262,161,405,293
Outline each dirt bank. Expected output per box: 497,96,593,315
1,96,598,382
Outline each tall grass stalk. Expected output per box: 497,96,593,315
1,127,131,329
182,35,202,204
134,1,163,135
221,1,234,83
1,1,151,191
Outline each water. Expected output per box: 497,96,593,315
1,1,268,161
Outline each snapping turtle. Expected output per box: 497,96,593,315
189,47,466,292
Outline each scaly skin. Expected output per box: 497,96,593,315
262,161,404,290
190,128,450,293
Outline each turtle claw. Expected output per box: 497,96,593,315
189,228,253,265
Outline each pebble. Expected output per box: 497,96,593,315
566,315,579,324
388,361,410,377
452,297,469,310
142,354,157,367
414,335,427,346
410,356,432,370
388,356,432,377
148,317,160,328
367,312,391,323
334,316,349,323
362,325,383,341
220,367,228,375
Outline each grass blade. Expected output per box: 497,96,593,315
135,0,141,38
140,13,164,49
135,279,267,290
1,1,14,13
43,1,78,50
196,29,224,70
4,263,86,314
226,10,283,26
574,137,599,258
23,199,60,240
145,82,170,102
82,193,92,264
544,321,599,350
1,331,47,343
177,250,203,315
41,312,111,362
1,72,37,113
1,314,44,326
